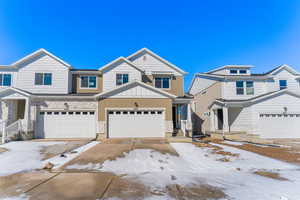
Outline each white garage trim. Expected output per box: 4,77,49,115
105,107,166,138
257,113,300,138
36,110,97,139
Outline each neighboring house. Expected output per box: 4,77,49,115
0,48,192,141
188,65,300,138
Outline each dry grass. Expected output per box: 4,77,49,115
254,170,289,181
0,147,8,154
216,140,300,165
167,184,227,200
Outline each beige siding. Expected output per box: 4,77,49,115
142,75,184,96
192,82,222,133
73,74,102,94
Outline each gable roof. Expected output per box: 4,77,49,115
95,80,177,99
98,57,144,73
209,89,300,108
11,48,72,69
206,65,253,74
127,48,187,75
266,64,300,75
0,87,32,97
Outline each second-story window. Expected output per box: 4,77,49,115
0,74,12,86
35,73,52,85
155,77,170,89
236,81,244,95
116,74,129,86
230,70,238,74
246,81,254,95
279,80,287,90
239,69,247,74
80,76,97,88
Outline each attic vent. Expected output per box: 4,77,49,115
143,55,147,61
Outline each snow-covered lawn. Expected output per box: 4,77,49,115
67,142,300,200
0,141,66,176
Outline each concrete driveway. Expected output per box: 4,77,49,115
0,139,184,200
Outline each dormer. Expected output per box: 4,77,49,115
207,65,252,75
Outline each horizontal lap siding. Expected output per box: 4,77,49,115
102,62,141,92
130,52,182,76
251,94,300,133
16,54,70,94
229,107,252,132
222,80,267,100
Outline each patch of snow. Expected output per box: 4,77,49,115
222,140,244,146
69,142,300,200
0,194,28,200
0,141,65,176
43,141,99,169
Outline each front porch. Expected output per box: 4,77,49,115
0,88,34,143
208,103,250,136
172,97,193,137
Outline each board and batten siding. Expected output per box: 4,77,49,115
129,52,182,76
102,61,142,92
16,54,70,94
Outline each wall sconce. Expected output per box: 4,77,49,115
283,107,288,114
64,103,69,111
134,102,138,111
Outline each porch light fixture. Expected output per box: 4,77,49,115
134,102,139,111
283,107,287,114
64,102,69,110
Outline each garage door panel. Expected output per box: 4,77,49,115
258,113,300,138
37,111,96,138
108,110,164,138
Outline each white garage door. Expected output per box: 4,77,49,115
258,113,300,138
108,110,165,138
36,111,96,138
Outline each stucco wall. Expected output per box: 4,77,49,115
192,82,222,134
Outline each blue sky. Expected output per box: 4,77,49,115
1,0,300,91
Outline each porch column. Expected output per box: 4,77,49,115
24,98,30,132
222,107,229,133
210,109,215,131
186,103,192,131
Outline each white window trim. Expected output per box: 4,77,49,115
236,80,254,95
80,75,98,89
116,73,129,86
154,76,171,90
0,73,12,87
34,73,52,86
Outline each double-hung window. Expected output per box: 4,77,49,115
35,73,52,85
80,76,97,88
236,80,254,95
246,81,254,95
279,80,287,90
116,74,129,86
236,81,244,95
155,77,170,89
0,74,12,86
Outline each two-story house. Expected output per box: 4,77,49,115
0,48,192,141
188,65,300,138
